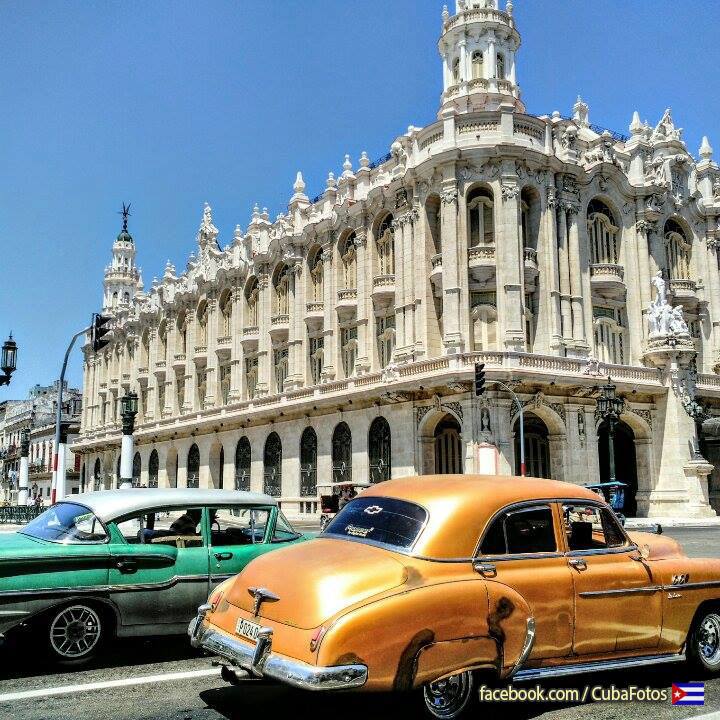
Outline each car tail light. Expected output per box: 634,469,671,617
309,626,327,652
209,589,223,611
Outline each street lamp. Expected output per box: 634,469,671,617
119,391,139,489
597,376,625,484
0,335,18,386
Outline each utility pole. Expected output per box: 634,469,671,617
18,429,29,506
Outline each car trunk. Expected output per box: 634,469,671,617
225,537,408,629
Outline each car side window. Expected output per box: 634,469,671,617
209,506,271,546
562,504,626,551
480,506,556,556
115,507,204,548
271,511,301,543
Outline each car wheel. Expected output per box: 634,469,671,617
688,607,720,674
47,604,104,665
422,671,477,719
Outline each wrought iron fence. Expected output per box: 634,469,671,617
0,505,44,525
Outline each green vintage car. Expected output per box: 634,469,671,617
0,488,305,664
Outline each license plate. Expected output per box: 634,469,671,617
236,617,262,642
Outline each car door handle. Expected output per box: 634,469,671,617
568,558,587,571
472,562,497,577
115,559,138,574
214,552,233,561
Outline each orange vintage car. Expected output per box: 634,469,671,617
189,475,720,718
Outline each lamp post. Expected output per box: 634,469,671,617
597,376,625,484
119,391,138,489
0,335,18,386
18,429,30,506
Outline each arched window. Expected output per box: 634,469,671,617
176,311,187,354
196,369,207,410
340,232,357,289
593,306,626,365
93,458,102,491
376,314,396,368
112,291,118,308
332,422,352,484
219,290,232,337
148,449,159,488
434,415,463,474
274,348,289,394
369,417,391,484
467,187,495,247
520,187,541,251
471,294,498,351
123,292,130,305
309,248,324,302
158,320,167,360
375,214,395,276
664,218,691,280
140,329,150,366
496,53,505,79
187,444,200,488
471,51,484,80
263,432,282,497
245,277,259,327
300,427,317,497
132,452,141,487
340,326,357,379
219,363,231,405
587,199,619,265
452,58,461,84
309,335,324,385
273,265,290,316
235,436,251,491
196,301,208,347
245,356,259,399
426,195,442,255
514,413,551,478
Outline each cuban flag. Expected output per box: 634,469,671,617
671,682,705,706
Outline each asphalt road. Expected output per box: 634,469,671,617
1,527,720,720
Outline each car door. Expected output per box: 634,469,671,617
207,505,281,590
560,501,662,655
108,507,209,631
474,502,574,660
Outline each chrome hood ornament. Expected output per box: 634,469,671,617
248,586,280,617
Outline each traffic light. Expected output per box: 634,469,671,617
474,362,486,397
92,313,112,352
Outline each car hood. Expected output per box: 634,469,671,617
226,537,408,629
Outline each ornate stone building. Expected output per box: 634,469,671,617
74,0,720,518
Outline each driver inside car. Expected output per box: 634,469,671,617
169,508,202,535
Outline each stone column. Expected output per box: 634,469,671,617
321,246,336,381
257,271,271,395
440,185,463,352
541,187,563,352
704,237,720,367
229,287,244,401
354,227,371,373
183,308,197,411
204,295,218,408
391,215,406,356
497,176,525,350
493,395,514,475
567,203,588,354
557,204,573,345
288,260,304,388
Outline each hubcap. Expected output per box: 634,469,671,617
698,613,720,666
50,605,102,659
424,672,472,719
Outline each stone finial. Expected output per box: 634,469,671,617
700,136,713,161
327,171,337,188
552,110,561,119
234,224,243,241
261,207,269,221
293,171,306,194
198,202,219,247
442,5,449,22
630,110,643,135
573,96,589,127
506,0,513,16
252,203,261,221
151,276,159,288
359,151,370,169
342,154,353,177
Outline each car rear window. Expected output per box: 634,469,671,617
324,496,427,551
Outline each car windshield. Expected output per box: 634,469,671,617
21,502,107,543
324,496,427,551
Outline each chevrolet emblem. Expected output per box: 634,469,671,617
248,587,280,617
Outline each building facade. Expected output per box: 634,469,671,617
0,382,82,502
74,1,720,518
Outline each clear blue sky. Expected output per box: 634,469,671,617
1,0,718,399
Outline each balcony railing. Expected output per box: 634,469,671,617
337,289,357,302
430,253,443,269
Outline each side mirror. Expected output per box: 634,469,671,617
652,523,663,535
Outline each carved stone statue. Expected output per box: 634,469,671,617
648,272,690,340
651,271,666,305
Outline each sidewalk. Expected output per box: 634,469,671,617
625,516,720,529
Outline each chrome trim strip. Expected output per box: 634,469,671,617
189,617,367,691
579,586,663,598
661,580,720,591
566,546,634,558
513,652,685,682
508,617,536,678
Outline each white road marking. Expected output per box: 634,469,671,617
0,667,234,703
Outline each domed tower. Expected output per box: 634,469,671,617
103,203,143,314
438,0,523,115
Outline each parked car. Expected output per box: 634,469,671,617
0,488,304,664
190,474,720,719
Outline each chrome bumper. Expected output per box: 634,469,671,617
188,606,367,692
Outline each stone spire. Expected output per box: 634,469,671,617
197,202,219,250
438,0,523,115
102,203,142,314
